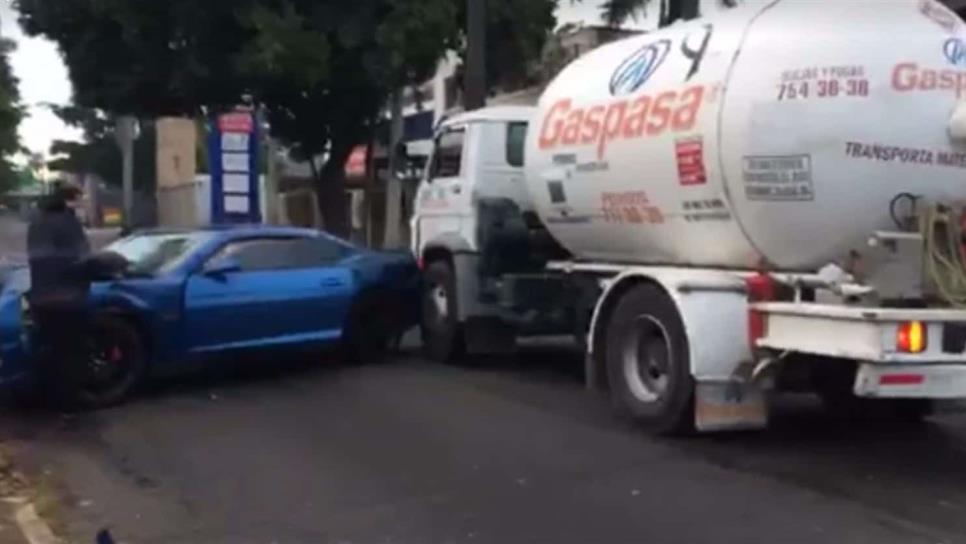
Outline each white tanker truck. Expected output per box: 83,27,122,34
411,0,966,432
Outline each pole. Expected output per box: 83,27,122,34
384,90,404,248
465,0,487,111
256,105,279,225
682,0,700,20
115,116,137,227
266,136,279,225
664,0,699,26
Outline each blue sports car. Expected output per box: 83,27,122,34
0,225,420,407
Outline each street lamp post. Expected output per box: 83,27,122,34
465,0,487,111
114,116,139,228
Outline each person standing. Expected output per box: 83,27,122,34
26,182,92,404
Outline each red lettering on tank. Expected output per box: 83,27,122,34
646,91,675,136
562,110,584,145
672,87,704,131
599,102,627,158
538,99,570,149
581,106,605,144
538,85,706,159
892,63,966,97
623,96,651,138
892,63,918,91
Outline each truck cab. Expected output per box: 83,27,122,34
411,107,574,361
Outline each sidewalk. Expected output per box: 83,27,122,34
1,499,30,544
0,448,65,544
0,451,31,544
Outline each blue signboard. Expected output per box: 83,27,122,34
208,110,262,224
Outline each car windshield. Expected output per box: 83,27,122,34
106,232,210,276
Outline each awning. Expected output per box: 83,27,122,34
345,145,368,179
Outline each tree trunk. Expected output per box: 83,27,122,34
383,90,404,249
661,0,700,26
465,0,487,110
312,142,353,238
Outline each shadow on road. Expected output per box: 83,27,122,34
472,340,966,536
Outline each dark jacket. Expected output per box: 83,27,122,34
26,196,91,307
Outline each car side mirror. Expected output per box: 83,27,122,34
203,256,241,277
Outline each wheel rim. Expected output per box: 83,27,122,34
620,315,672,404
424,282,450,331
431,285,448,320
82,330,132,395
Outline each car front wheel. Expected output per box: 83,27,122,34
56,315,148,409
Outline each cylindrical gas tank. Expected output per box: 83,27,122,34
525,0,966,271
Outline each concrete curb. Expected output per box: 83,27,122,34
14,502,62,544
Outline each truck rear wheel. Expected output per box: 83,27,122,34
421,261,465,363
605,284,694,434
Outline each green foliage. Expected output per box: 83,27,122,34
17,0,253,115
599,0,722,27
17,0,561,232
0,39,24,195
599,0,655,26
484,0,557,90
46,106,156,191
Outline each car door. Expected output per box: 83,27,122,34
182,236,353,354
280,236,356,335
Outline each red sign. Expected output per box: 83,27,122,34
676,137,706,186
344,146,368,178
218,112,254,134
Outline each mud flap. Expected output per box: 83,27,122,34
694,380,769,432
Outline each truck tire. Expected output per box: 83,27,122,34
605,284,694,434
421,261,465,363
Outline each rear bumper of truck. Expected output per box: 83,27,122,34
755,302,966,399
853,363,966,398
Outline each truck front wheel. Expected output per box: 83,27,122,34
421,261,465,363
605,284,694,434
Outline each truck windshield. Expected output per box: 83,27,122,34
106,232,212,276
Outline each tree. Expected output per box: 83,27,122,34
0,39,24,195
17,0,559,235
237,0,464,234
600,0,741,27
447,0,558,95
45,105,156,192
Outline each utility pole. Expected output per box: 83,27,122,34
255,104,279,225
114,116,138,228
682,0,700,20
465,0,487,111
662,0,700,26
383,90,404,248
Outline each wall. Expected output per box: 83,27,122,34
156,117,198,190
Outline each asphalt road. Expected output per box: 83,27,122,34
4,341,966,544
